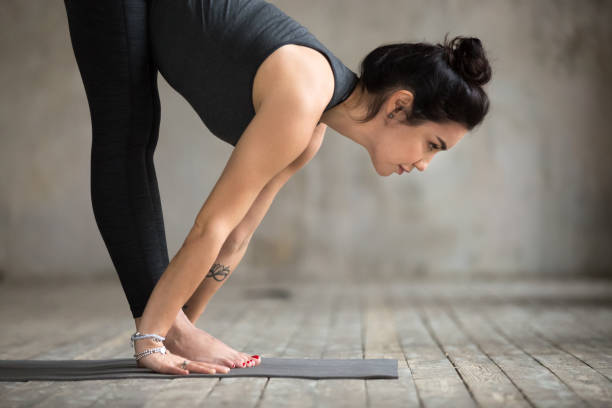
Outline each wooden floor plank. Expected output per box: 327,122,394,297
132,296,277,408
364,286,420,408
1,381,76,408
450,304,584,408
140,294,264,408
519,304,612,382
388,291,476,408
569,306,612,338
316,286,367,408
203,287,313,407
132,298,278,408
258,286,334,408
30,287,271,408
421,305,530,407
0,282,134,406
0,281,130,351
486,304,612,408
364,287,409,366
0,316,124,360
2,280,612,408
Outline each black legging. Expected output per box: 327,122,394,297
64,0,168,318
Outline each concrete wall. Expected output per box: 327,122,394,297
1,0,611,285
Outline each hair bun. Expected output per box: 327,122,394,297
442,35,491,87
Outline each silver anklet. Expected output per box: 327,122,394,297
131,332,168,361
134,345,168,361
130,331,165,348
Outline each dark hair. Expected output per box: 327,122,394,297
354,33,492,131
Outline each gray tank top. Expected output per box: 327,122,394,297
150,0,359,146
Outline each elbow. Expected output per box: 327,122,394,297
184,219,232,250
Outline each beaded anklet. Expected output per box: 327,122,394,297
130,332,167,361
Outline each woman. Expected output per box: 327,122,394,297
64,0,491,375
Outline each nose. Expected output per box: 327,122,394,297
414,159,428,172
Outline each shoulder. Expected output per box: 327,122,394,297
196,45,332,234
252,44,335,114
195,68,324,234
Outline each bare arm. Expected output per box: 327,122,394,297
135,90,323,344
182,123,328,323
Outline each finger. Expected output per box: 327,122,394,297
142,355,189,376
195,361,229,373
213,363,232,373
162,363,189,376
209,362,231,373
163,356,190,375
189,362,218,374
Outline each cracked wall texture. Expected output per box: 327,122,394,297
1,0,611,284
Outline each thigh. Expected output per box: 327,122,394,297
64,0,156,133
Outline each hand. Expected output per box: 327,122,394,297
135,343,231,375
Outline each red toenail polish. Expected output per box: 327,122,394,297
242,362,246,367
252,355,259,359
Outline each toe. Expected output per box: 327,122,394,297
244,355,259,366
221,358,234,368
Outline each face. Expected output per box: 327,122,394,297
366,92,468,177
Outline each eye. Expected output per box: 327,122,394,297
429,142,440,151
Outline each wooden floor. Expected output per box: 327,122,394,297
1,278,611,407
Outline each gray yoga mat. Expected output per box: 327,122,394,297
0,358,398,381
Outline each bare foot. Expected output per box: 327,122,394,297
164,320,261,369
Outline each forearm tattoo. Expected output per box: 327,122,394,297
206,263,231,282
182,263,231,310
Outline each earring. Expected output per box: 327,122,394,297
389,107,402,119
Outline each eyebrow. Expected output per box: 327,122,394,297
436,135,448,151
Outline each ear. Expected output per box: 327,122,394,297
385,89,414,118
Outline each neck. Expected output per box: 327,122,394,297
319,82,374,152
